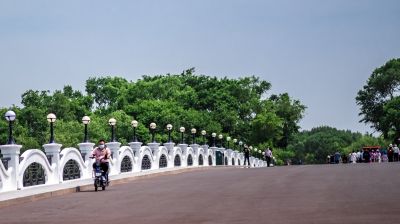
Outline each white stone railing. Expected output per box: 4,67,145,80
0,142,266,193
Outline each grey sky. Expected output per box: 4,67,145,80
0,0,399,134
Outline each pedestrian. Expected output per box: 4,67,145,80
376,149,382,163
393,144,399,162
363,149,370,163
351,151,357,164
388,144,394,162
334,151,341,164
244,145,250,167
265,147,272,167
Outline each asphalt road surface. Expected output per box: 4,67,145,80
1,163,400,224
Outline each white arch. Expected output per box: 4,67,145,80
198,152,205,166
60,147,87,181
19,149,52,187
159,146,168,158
119,146,135,172
140,146,154,171
173,153,182,166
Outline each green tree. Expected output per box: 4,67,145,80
356,58,400,140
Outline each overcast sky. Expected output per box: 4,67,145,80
0,0,399,134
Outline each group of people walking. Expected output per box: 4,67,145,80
328,144,400,164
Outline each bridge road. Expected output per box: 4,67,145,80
1,163,400,224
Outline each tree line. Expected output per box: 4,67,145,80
2,60,396,165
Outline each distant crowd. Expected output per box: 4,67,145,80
327,144,400,164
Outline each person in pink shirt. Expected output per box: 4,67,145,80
92,139,111,184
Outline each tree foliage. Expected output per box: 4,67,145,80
356,58,400,140
0,71,306,154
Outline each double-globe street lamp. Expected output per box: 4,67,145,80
82,116,91,143
5,110,16,144
167,124,173,143
47,113,57,143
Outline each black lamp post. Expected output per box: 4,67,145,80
233,138,237,150
212,133,216,147
47,113,56,143
239,141,243,152
226,136,231,149
218,134,223,148
191,128,197,144
5,110,16,144
82,116,91,143
201,130,206,145
109,118,117,142
180,127,185,144
150,122,157,143
166,124,173,142
131,120,138,142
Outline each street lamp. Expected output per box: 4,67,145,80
258,149,261,159
233,138,237,150
150,122,157,143
180,127,185,144
82,116,91,143
191,128,197,144
218,134,223,148
201,130,206,145
166,124,173,142
131,120,138,142
212,133,217,147
108,118,117,142
239,141,243,152
5,110,16,144
262,151,265,160
226,136,231,149
47,113,56,143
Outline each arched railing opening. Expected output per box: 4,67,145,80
225,157,228,165
208,155,212,166
159,154,168,168
187,154,193,166
141,155,151,170
232,158,235,166
23,162,46,187
174,155,181,167
63,159,81,181
121,156,133,173
198,154,204,166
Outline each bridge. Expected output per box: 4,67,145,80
1,162,400,224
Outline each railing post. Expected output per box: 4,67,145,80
0,144,22,191
190,144,199,166
106,142,121,175
128,142,142,171
209,146,218,166
43,143,62,184
178,144,188,167
148,143,160,170
78,142,95,178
